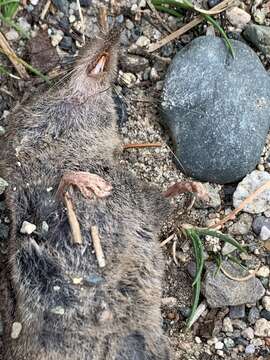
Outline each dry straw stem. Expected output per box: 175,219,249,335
40,0,51,20
0,31,29,79
211,180,270,230
123,142,162,150
76,0,85,44
64,192,83,245
220,263,260,282
148,0,232,52
98,5,109,32
91,225,106,268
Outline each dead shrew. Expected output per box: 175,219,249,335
0,28,204,360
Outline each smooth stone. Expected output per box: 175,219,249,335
204,261,265,308
243,24,270,57
233,171,270,214
161,36,270,184
11,322,22,339
208,0,222,7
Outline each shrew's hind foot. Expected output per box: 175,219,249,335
57,171,112,200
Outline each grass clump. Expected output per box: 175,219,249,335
183,228,245,328
151,0,235,57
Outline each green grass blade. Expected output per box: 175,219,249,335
186,229,204,329
151,0,192,10
0,14,30,39
195,229,246,253
154,4,183,17
191,231,204,286
203,14,234,57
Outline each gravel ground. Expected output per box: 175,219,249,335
0,0,270,359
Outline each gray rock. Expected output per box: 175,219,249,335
248,307,260,324
223,338,235,348
233,171,270,214
204,261,265,308
161,37,270,184
241,327,254,340
243,24,270,56
229,305,246,319
0,177,8,195
252,216,270,235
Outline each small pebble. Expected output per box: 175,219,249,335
125,19,134,30
51,30,64,47
223,338,235,348
161,297,177,307
72,277,83,285
223,317,233,332
226,7,251,29
241,327,254,340
261,309,270,321
245,344,255,354
260,226,270,241
5,29,19,41
0,126,5,136
30,0,39,5
248,307,260,324
254,318,270,337
257,266,270,278
11,322,22,339
262,296,270,311
215,341,224,350
136,35,150,47
229,305,245,319
20,221,36,235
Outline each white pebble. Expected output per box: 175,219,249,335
215,341,224,350
257,265,270,278
20,221,36,235
262,296,270,311
5,29,19,41
136,35,150,47
11,322,22,339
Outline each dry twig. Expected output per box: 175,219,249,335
76,0,85,44
40,0,52,20
123,142,162,150
0,32,29,79
91,225,106,268
211,180,270,230
64,192,83,245
98,5,109,32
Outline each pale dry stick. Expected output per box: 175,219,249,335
77,0,85,44
98,5,109,33
220,264,260,282
40,0,52,20
172,240,179,265
148,0,232,52
64,192,83,245
91,225,106,268
146,0,173,33
160,233,175,247
0,32,29,79
123,142,162,150
211,180,270,230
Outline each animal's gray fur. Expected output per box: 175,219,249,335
0,28,171,360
